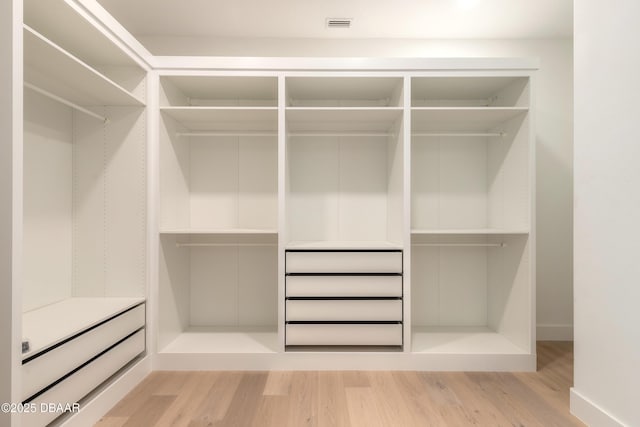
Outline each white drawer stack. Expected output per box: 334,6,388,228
285,250,403,348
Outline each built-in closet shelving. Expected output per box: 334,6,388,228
158,75,279,356
410,76,533,358
21,0,148,424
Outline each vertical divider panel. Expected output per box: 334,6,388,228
277,75,286,352
403,75,412,351
147,71,159,357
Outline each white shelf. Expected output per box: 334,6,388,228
24,0,140,68
287,77,403,107
412,77,527,105
24,26,145,107
22,297,145,360
286,107,403,133
286,241,403,250
161,107,278,131
412,107,528,132
161,327,278,354
160,76,277,107
412,327,528,355
160,228,277,235
412,229,529,235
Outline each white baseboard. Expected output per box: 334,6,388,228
570,388,626,427
58,356,152,427
537,324,574,341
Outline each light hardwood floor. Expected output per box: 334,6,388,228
96,342,584,427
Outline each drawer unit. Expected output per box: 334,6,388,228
286,299,402,321
285,249,403,349
286,275,402,297
286,323,402,346
286,250,402,273
22,303,145,400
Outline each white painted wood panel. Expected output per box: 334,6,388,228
286,323,402,346
286,299,402,321
286,251,402,273
238,137,278,230
286,276,402,297
22,90,73,312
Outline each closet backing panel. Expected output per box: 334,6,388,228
159,235,191,350
159,114,190,229
73,106,146,297
287,136,391,242
23,91,73,312
189,246,278,326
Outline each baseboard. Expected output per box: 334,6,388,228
537,324,574,341
570,388,626,427
57,355,152,427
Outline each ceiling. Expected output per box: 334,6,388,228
96,0,573,40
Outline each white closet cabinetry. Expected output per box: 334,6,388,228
411,76,533,356
21,0,148,425
159,76,279,355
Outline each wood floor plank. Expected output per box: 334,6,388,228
104,372,168,417
286,371,319,427
188,371,244,427
317,371,350,427
390,371,451,427
263,371,293,396
154,372,218,427
344,386,385,427
121,395,176,427
250,395,290,427
342,371,370,388
217,371,268,427
94,417,128,427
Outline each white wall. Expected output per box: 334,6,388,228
0,0,22,424
143,36,574,339
572,1,640,426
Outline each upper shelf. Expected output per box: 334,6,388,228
160,76,278,107
412,76,529,108
287,77,404,107
411,107,528,132
286,107,403,133
161,107,278,131
24,0,143,69
24,26,145,107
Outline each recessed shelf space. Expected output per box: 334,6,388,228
412,76,529,107
161,107,278,132
411,233,532,354
286,101,404,247
24,26,145,108
411,107,528,133
161,327,278,354
287,77,403,107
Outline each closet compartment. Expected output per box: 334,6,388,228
411,233,531,355
411,77,531,233
411,76,529,107
159,233,278,354
285,76,405,249
159,75,278,232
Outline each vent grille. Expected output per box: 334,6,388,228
326,18,353,28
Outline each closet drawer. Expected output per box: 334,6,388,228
22,303,145,400
286,299,402,321
22,329,145,427
286,251,402,273
287,275,402,297
286,323,402,346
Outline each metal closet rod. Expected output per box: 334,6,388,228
412,242,506,247
176,131,505,138
24,82,109,123
176,242,277,248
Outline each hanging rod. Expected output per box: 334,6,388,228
176,131,277,137
412,132,506,137
176,242,277,248
24,82,109,123
412,242,506,247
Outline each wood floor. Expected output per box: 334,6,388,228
96,342,584,427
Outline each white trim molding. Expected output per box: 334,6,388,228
537,324,574,341
571,388,626,427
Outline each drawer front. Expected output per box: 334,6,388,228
286,299,402,321
22,329,145,427
286,251,402,273
286,323,402,346
22,303,145,400
287,275,402,297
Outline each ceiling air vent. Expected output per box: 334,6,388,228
326,18,353,28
